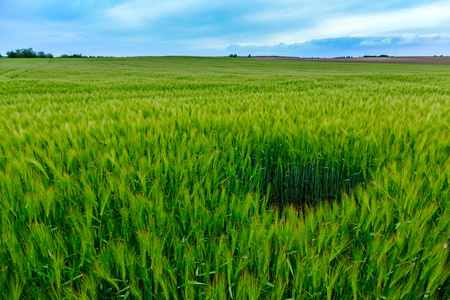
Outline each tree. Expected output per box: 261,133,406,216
60,53,86,58
15,48,38,58
6,48,53,58
7,51,18,58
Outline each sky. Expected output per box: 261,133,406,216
1,0,449,57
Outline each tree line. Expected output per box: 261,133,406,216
4,48,54,58
1,48,114,59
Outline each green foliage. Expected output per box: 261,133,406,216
60,54,87,58
37,51,53,58
0,57,449,298
6,48,53,58
363,55,391,58
6,51,18,58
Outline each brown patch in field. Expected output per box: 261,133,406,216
251,56,450,65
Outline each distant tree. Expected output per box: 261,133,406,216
0,53,2,57
6,48,52,58
248,54,251,57
11,48,37,58
7,51,18,58
60,53,87,58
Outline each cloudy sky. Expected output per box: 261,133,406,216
1,0,449,57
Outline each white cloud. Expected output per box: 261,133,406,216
105,0,207,28
250,0,450,45
360,37,393,46
396,34,422,45
240,0,359,24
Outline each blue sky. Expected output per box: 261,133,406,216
1,0,449,57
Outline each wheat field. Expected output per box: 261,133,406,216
0,57,449,299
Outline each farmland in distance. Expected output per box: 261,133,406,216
0,57,449,299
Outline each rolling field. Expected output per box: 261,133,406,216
0,57,449,299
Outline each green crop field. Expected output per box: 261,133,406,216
0,57,449,299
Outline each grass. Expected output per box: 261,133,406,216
0,56,449,299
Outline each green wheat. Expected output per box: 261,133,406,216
0,57,448,299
